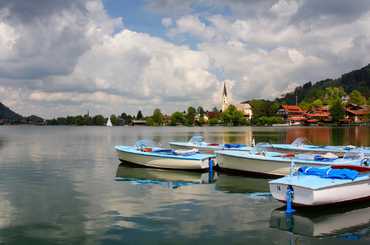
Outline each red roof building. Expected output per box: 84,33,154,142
345,104,370,123
277,104,306,124
305,106,331,122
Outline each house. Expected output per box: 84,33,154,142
236,101,253,120
305,106,331,123
345,104,370,123
277,104,306,124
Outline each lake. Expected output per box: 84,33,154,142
0,126,369,244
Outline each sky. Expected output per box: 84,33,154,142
1,0,370,118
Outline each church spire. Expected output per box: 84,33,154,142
221,81,229,112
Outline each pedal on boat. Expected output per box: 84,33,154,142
168,135,251,153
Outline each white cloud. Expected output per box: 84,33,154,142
1,0,370,118
161,17,173,28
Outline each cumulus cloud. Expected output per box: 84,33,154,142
163,0,370,101
1,0,370,117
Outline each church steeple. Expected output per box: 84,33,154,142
221,81,229,112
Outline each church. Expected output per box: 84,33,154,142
221,82,253,120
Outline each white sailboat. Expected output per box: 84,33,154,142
106,117,113,127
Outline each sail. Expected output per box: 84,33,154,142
106,117,112,127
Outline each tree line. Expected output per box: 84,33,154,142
45,87,369,126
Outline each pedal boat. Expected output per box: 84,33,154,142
269,165,370,206
263,137,370,156
216,150,367,177
115,143,216,170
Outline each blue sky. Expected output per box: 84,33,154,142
103,0,166,37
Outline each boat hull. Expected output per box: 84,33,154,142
269,179,370,206
116,149,212,170
216,151,362,177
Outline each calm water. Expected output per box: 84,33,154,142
0,126,369,244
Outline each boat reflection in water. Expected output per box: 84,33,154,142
115,162,217,189
270,202,370,239
215,173,270,193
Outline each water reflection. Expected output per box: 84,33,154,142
0,126,369,244
0,136,6,153
116,163,217,187
215,173,270,193
270,202,370,239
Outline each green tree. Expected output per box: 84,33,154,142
151,108,164,126
208,118,219,126
93,115,105,125
145,117,154,126
186,106,197,126
110,114,118,126
324,87,345,106
312,98,323,108
170,111,186,126
330,99,345,122
249,99,279,122
120,112,132,125
299,101,311,111
222,104,247,126
197,106,205,116
136,110,143,120
349,90,366,105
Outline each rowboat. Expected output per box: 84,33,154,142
269,165,370,206
263,137,370,156
115,140,216,170
216,150,367,177
270,203,370,237
169,135,251,154
116,164,216,186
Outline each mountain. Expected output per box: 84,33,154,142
281,64,370,104
0,102,24,124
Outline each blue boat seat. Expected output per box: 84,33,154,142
298,166,359,180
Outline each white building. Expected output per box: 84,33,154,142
221,81,253,120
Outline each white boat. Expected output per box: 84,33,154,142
269,165,370,206
106,117,113,127
270,204,370,237
216,150,366,176
115,140,216,170
265,137,370,156
169,135,252,154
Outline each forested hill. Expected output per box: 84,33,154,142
281,64,370,104
0,102,23,123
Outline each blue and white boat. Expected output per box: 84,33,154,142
169,135,251,154
216,150,367,176
115,140,216,170
270,165,370,206
264,137,370,156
